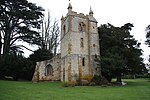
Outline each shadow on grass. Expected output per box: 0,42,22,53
145,78,150,82
123,78,150,87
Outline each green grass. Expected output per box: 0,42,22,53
0,79,150,100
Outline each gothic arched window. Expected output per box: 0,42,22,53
79,22,85,32
45,64,53,76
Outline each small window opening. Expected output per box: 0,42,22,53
81,38,84,47
95,68,97,71
82,58,85,66
63,25,66,34
93,44,95,47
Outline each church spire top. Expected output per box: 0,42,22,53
67,0,72,13
89,6,94,16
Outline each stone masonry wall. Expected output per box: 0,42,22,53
32,54,61,82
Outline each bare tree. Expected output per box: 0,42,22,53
40,11,60,56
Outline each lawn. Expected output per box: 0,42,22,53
0,79,150,100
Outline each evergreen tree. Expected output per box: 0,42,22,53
28,48,53,62
0,0,44,55
98,23,145,82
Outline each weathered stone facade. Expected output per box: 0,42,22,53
32,54,61,82
32,3,100,82
60,3,100,82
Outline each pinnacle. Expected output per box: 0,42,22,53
68,3,72,9
89,6,94,15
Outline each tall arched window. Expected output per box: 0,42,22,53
45,64,53,76
82,57,85,66
63,25,66,34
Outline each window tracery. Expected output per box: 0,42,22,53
79,22,85,32
45,64,53,76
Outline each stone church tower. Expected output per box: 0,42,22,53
60,3,100,82
32,3,100,82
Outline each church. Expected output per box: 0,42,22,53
32,2,100,82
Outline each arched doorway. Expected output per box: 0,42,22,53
45,64,53,76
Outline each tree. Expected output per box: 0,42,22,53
0,53,34,80
121,23,145,77
28,48,53,63
145,25,150,47
98,23,145,83
40,11,60,55
98,24,127,82
0,0,44,56
145,25,150,62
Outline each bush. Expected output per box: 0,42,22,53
80,80,89,86
89,82,96,86
143,73,150,78
0,54,35,81
101,72,113,83
136,73,150,78
91,75,108,85
77,75,93,86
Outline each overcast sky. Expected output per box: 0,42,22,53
27,0,150,63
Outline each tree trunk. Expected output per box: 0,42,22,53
53,38,57,56
3,43,10,55
116,71,122,82
0,34,2,55
3,29,11,55
116,75,122,82
54,46,57,56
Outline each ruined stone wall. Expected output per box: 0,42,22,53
32,54,61,82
